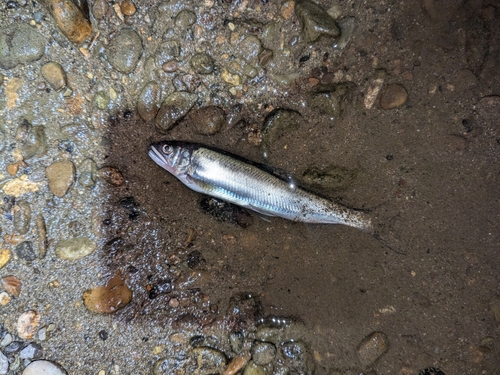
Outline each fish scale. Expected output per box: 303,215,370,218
149,141,373,233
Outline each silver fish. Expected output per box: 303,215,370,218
149,141,374,233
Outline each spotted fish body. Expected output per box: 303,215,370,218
149,141,373,232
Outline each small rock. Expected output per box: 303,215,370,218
13,200,31,235
94,90,110,109
0,350,7,374
162,59,179,73
281,341,309,374
2,275,21,297
97,166,125,186
15,241,36,262
336,17,357,49
17,311,40,340
0,334,13,347
92,0,108,20
55,237,97,260
0,25,46,69
83,272,133,313
189,106,226,135
45,0,92,44
106,28,143,73
121,0,136,16
19,343,43,359
188,347,227,375
224,352,251,375
155,40,180,66
281,1,295,19
7,163,18,176
191,53,214,74
295,0,340,43
137,81,161,121
239,36,261,62
23,360,67,375
78,158,98,187
258,49,273,67
261,108,302,149
221,68,241,86
0,250,12,270
36,214,48,259
251,341,276,366
309,83,355,119
4,341,24,355
16,121,47,160
174,9,197,28
229,331,244,353
155,91,198,132
364,69,386,109
199,196,254,228
0,292,12,306
46,160,76,197
41,62,67,91
356,331,389,367
243,361,265,375
379,83,408,109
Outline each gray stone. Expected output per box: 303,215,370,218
295,0,340,43
187,347,226,375
23,360,67,375
19,343,43,360
336,17,357,49
16,122,47,160
239,36,261,62
281,341,309,374
155,40,180,67
55,237,97,260
174,10,196,28
251,341,276,366
356,331,389,367
189,106,226,135
13,201,31,235
78,158,98,188
41,62,67,91
0,24,46,69
15,241,36,262
190,53,214,74
155,91,198,132
0,334,12,347
137,81,161,121
0,350,7,375
106,28,143,73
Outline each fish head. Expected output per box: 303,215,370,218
149,141,194,177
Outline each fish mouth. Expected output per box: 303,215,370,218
148,145,167,169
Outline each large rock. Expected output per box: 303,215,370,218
155,91,197,132
0,24,46,69
45,0,92,45
295,0,340,43
106,28,143,73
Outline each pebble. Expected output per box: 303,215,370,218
121,0,136,16
94,90,110,109
379,83,408,109
190,53,215,74
0,334,12,347
251,341,276,366
155,91,198,132
155,41,180,66
162,59,179,73
221,68,241,86
189,106,226,135
281,341,308,373
83,272,132,313
258,49,273,67
19,343,43,359
97,166,125,186
0,25,46,69
17,122,48,160
23,360,67,375
46,160,76,197
295,0,340,43
45,0,92,44
223,352,250,375
199,196,254,228
229,331,244,353
41,62,67,91
336,17,356,49
55,236,97,260
364,69,386,109
356,331,389,367
13,200,31,235
0,292,11,306
174,9,197,28
7,163,19,176
92,0,108,20
2,275,21,297
15,241,36,262
137,81,161,121
242,361,265,375
106,28,143,74
78,158,98,187
0,249,12,269
281,1,295,19
0,350,7,374
189,347,227,375
17,311,40,340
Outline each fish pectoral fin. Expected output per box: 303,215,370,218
248,204,275,218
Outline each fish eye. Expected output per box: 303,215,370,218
162,144,172,155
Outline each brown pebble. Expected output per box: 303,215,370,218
83,272,132,313
379,83,408,109
0,249,12,269
162,59,179,73
46,160,76,197
37,82,46,90
121,0,136,16
45,0,92,45
357,331,389,366
97,167,125,186
41,61,67,91
37,214,48,259
92,0,108,20
17,310,40,339
4,234,23,245
189,106,226,135
2,275,22,297
223,352,251,375
308,77,320,86
169,298,179,308
7,163,19,176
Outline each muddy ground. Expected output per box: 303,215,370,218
0,0,499,374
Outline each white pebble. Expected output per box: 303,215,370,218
23,360,67,375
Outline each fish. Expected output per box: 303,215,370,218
148,141,373,233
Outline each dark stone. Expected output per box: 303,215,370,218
98,330,108,340
106,28,143,73
15,241,36,262
295,0,340,43
199,196,254,228
0,24,46,69
187,251,205,269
